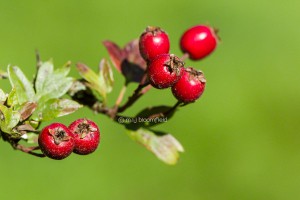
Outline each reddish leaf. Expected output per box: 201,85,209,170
123,39,146,70
102,41,124,72
103,39,147,83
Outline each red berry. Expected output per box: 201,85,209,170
68,118,100,155
38,123,74,160
147,54,184,89
180,25,218,60
139,26,170,61
172,67,206,103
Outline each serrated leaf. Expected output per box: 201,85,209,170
0,89,6,102
0,104,21,134
8,66,35,104
35,60,54,94
99,59,114,94
32,98,82,121
35,61,73,102
127,128,184,165
103,39,147,83
35,74,73,102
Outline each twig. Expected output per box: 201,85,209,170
14,144,45,158
118,84,151,113
114,84,127,108
33,50,42,91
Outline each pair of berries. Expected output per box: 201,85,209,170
139,25,218,103
38,118,100,160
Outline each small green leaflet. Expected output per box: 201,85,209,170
0,104,21,134
76,59,114,103
7,88,18,107
127,128,184,165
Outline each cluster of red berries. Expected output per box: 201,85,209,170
139,25,219,103
38,119,100,160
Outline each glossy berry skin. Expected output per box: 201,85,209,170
172,67,206,103
148,54,184,89
38,123,75,160
68,118,100,155
180,25,218,60
139,26,170,61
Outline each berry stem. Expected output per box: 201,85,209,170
165,101,182,116
114,84,127,108
118,73,151,113
118,83,151,113
180,53,189,61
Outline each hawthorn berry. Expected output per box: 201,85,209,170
180,25,218,60
139,26,170,61
68,118,100,155
147,54,184,89
172,67,206,103
38,123,75,160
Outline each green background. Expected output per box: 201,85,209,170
1,0,299,199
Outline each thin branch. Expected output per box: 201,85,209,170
14,144,45,158
118,84,151,113
33,50,42,92
114,84,127,108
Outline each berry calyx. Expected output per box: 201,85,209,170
180,25,219,60
147,54,184,89
38,123,74,160
171,67,206,103
68,118,100,155
139,26,170,61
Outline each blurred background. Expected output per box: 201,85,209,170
0,0,300,199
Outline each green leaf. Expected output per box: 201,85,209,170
76,61,114,103
32,98,82,121
35,60,54,94
98,59,114,94
127,128,184,165
35,72,73,102
0,104,21,134
21,132,38,143
8,65,35,104
7,88,18,107
0,89,6,102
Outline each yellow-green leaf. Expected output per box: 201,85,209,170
8,66,35,104
127,128,184,165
